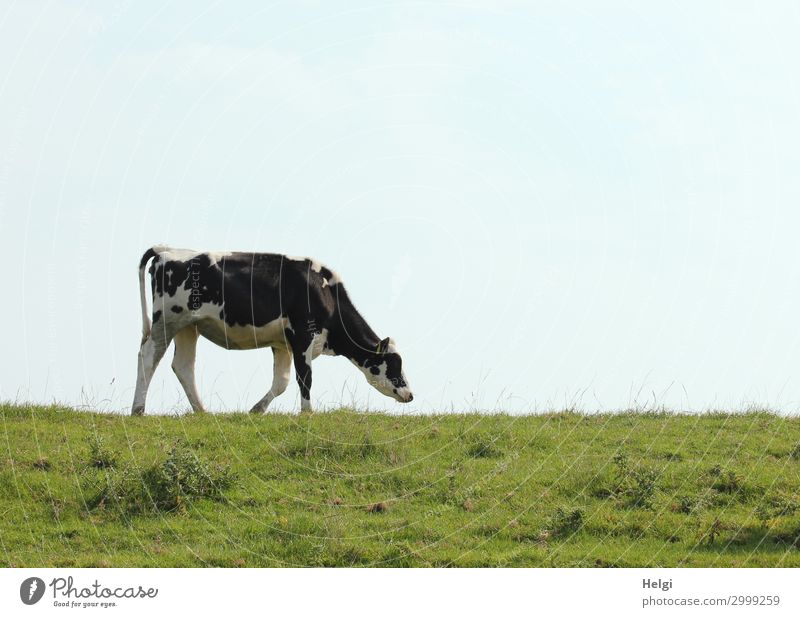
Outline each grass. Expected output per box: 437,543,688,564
1,404,799,567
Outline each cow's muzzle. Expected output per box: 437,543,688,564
395,391,413,403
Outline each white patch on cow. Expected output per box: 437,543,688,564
196,316,292,351
309,328,334,359
155,246,233,267
327,270,342,285
350,357,413,403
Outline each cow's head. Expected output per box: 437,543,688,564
357,337,413,403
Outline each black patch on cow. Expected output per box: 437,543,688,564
139,247,158,270
170,305,183,313
319,265,335,281
152,310,162,324
363,352,406,387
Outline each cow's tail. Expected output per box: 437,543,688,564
138,247,159,343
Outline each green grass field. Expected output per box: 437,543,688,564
1,404,799,567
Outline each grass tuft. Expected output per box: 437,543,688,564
545,507,584,537
464,435,504,458
88,440,234,516
611,453,661,509
32,457,51,471
87,433,117,469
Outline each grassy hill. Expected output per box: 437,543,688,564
1,404,799,567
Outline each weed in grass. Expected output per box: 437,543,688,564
611,453,660,509
707,466,762,503
628,468,660,509
612,453,629,475
328,545,369,567
366,502,388,514
48,498,64,522
359,434,378,458
89,440,234,516
465,435,503,458
772,526,800,549
790,442,800,460
545,507,584,538
710,468,744,495
755,493,799,522
87,434,117,469
699,518,725,546
671,495,707,514
32,457,50,471
150,442,235,509
282,434,387,461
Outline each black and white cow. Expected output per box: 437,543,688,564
132,246,413,415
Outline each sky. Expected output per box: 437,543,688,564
1,1,799,414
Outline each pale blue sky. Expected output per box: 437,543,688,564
1,1,799,413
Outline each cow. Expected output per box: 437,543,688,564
132,246,413,415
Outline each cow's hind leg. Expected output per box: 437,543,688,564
131,333,171,415
172,326,205,413
249,347,292,413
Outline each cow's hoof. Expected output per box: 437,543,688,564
249,406,265,414
131,406,145,416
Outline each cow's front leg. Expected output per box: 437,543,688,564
292,348,313,412
250,347,292,413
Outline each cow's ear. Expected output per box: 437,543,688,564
377,337,391,354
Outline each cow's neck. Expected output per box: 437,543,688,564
327,288,381,364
